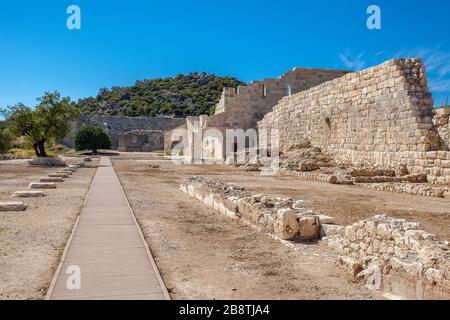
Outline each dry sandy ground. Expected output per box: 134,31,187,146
113,157,377,300
0,158,97,300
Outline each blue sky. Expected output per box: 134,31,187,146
0,0,449,119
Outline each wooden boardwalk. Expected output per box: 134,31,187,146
46,157,169,300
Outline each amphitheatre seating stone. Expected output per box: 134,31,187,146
28,157,66,167
29,182,56,189
48,173,69,178
0,201,27,211
40,177,64,183
13,191,45,198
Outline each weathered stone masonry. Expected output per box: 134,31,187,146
165,68,349,160
259,58,450,184
181,176,450,299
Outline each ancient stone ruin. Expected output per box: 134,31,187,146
165,58,450,189
258,58,450,184
180,176,450,300
165,67,349,160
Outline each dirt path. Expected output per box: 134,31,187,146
113,158,376,299
0,158,97,299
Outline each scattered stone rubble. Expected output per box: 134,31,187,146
325,215,450,299
363,183,449,198
181,176,450,299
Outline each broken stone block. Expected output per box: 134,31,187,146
13,191,45,198
29,182,56,189
40,177,64,183
298,215,321,239
0,201,27,211
338,256,364,277
274,208,299,240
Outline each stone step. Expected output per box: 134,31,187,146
0,201,27,211
29,182,56,189
13,191,45,198
40,177,64,183
48,173,69,178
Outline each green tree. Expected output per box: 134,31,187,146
74,125,111,154
4,92,79,157
0,126,12,154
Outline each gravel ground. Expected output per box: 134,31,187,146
113,157,376,300
0,158,98,300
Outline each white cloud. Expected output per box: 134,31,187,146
339,50,366,70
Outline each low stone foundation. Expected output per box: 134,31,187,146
325,215,450,299
180,177,333,241
363,183,449,198
181,176,450,299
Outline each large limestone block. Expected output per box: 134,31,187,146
57,170,73,175
298,216,321,239
40,177,64,183
274,208,299,240
28,157,66,167
0,201,27,211
48,173,69,178
13,191,45,198
29,182,56,189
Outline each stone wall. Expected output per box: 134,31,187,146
211,68,350,130
326,215,450,300
118,130,165,152
259,58,450,183
434,107,450,151
166,68,349,160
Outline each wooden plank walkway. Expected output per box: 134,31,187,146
46,157,169,300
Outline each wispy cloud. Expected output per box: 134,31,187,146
377,46,450,105
339,50,366,70
394,47,450,78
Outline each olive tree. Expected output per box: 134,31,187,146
3,92,79,157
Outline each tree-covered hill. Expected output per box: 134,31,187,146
75,72,243,117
